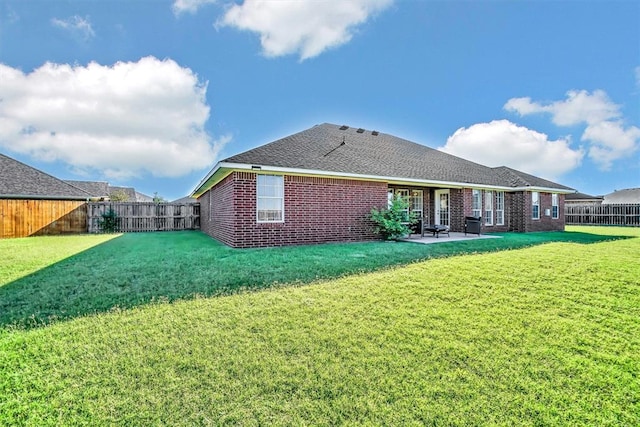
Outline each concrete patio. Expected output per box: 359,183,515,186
402,232,502,245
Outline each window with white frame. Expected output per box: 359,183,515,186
532,191,540,220
496,191,505,225
256,175,284,222
472,189,482,218
552,193,559,219
484,190,493,225
411,189,423,220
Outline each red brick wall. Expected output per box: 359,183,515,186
525,191,565,232
201,172,388,248
461,189,564,233
199,173,567,247
198,173,237,245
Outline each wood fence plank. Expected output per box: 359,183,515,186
86,202,200,233
0,199,87,238
565,203,640,226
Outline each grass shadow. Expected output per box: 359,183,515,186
0,228,633,329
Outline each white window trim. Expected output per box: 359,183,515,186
552,193,559,219
496,191,505,226
484,190,493,226
256,175,285,223
532,191,540,220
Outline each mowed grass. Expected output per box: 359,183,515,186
1,227,639,425
0,227,626,328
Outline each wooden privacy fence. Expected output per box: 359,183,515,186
565,204,640,226
88,202,200,233
0,199,88,238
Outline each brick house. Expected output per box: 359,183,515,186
192,123,575,248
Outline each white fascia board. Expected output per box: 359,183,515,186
192,162,575,195
513,186,576,194
213,162,509,190
190,162,225,197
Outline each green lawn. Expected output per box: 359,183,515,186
1,227,638,425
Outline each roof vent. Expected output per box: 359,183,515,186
372,131,379,136
356,128,365,133
339,125,349,130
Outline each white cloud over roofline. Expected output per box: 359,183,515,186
0,57,229,179
504,89,639,170
440,120,584,180
218,0,394,60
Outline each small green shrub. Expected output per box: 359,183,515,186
370,194,417,240
99,208,119,233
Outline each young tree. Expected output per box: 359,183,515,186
369,194,417,240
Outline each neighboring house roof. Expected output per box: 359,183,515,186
135,191,154,202
565,192,604,203
108,186,137,201
65,180,110,197
602,188,640,204
193,123,574,197
171,196,197,204
0,153,92,200
65,180,154,202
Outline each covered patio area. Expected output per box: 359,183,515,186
402,232,502,245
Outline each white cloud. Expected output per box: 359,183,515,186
582,121,640,170
440,120,584,180
51,15,95,40
0,57,228,179
218,0,393,60
173,0,217,15
504,90,620,126
504,90,639,170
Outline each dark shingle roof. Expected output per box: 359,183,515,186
65,180,153,202
565,192,603,202
492,166,574,191
134,191,154,202
0,153,91,199
172,196,197,204
224,123,573,190
65,180,110,197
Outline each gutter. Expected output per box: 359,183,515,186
191,162,576,198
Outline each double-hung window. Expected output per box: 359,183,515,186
496,191,505,225
552,193,559,219
472,189,482,218
484,191,493,225
532,191,540,220
257,175,284,222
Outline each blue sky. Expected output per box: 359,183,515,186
1,0,638,201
